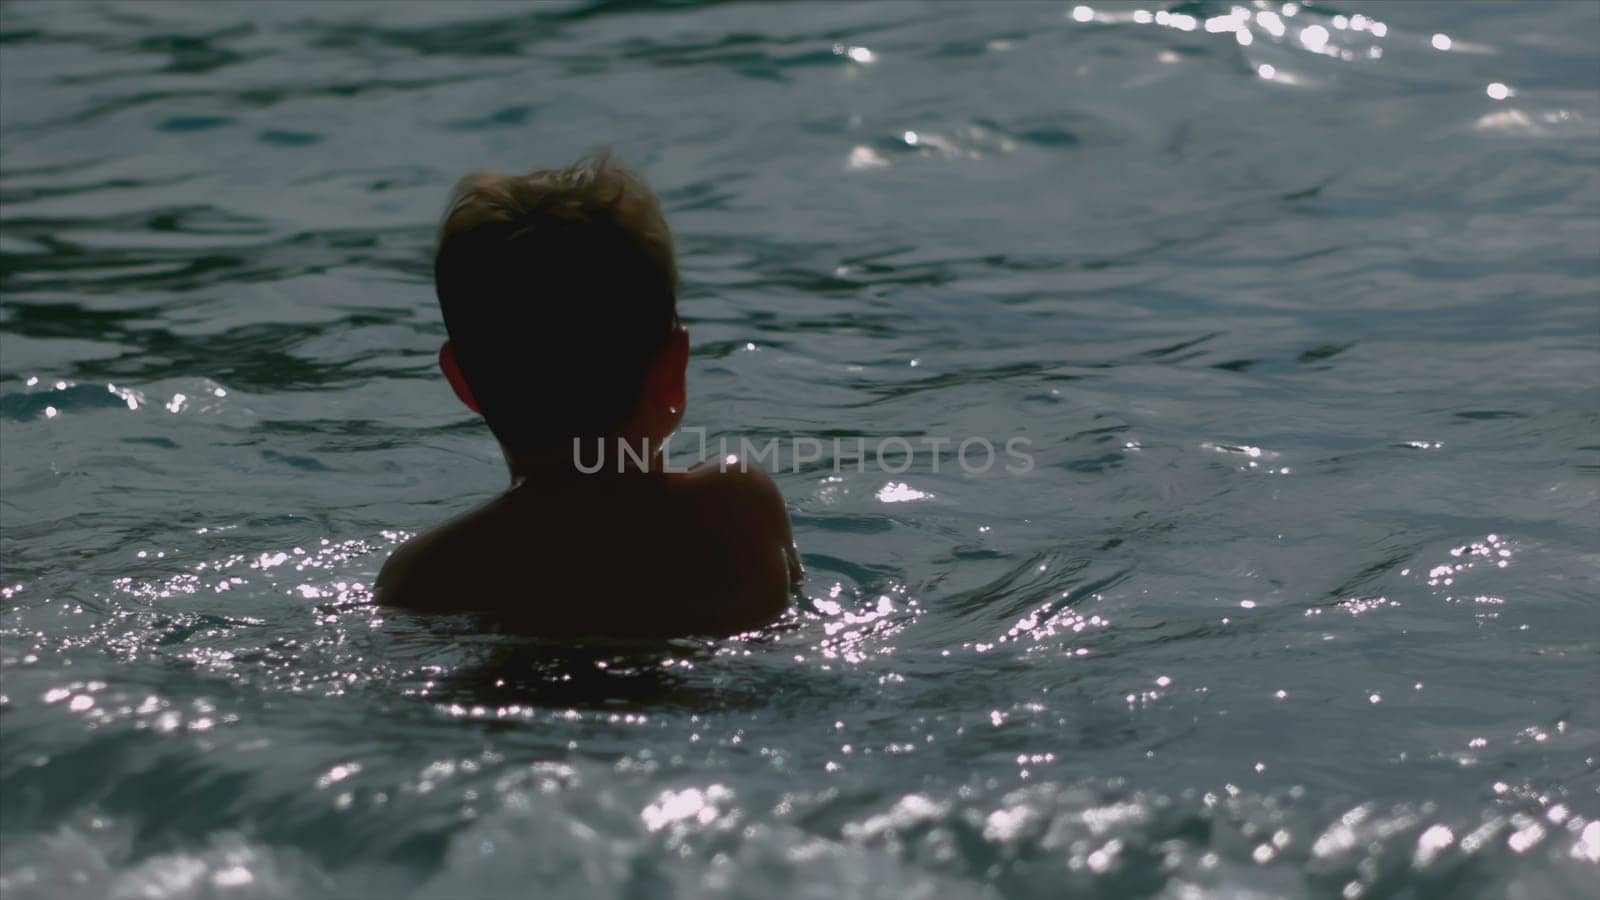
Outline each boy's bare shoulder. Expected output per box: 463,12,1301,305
678,459,801,590
374,503,499,609
679,459,787,520
374,461,798,633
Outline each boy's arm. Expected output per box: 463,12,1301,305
696,463,798,632
761,466,803,589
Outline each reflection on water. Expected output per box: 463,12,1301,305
2,0,1598,897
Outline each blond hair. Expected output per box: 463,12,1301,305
433,151,678,449
437,151,676,286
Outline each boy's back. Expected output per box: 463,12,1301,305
377,463,797,636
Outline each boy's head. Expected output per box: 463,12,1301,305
433,151,684,452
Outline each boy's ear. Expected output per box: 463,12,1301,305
656,326,689,411
438,341,480,413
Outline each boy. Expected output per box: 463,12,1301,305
376,152,800,636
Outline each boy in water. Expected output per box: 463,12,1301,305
377,152,800,636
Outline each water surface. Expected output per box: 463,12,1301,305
1,2,1598,898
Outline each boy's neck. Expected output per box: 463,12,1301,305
502,434,668,484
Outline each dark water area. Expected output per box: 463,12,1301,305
1,1,1597,897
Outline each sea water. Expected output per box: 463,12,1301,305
1,2,1597,898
